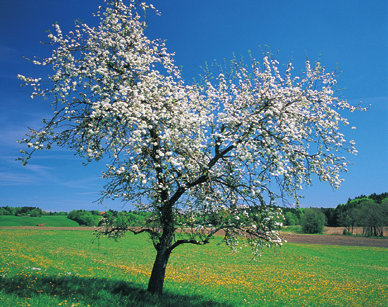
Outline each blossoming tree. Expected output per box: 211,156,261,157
18,0,362,294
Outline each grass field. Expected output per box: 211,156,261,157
0,229,386,306
0,215,80,227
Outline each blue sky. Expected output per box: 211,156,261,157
0,0,386,212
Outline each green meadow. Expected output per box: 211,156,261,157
0,216,79,227
0,229,386,306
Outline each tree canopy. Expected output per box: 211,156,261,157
300,208,326,234
17,0,363,294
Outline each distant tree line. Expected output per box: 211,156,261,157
0,206,67,217
281,192,388,236
3,192,387,236
67,209,102,227
0,206,153,228
100,210,153,228
334,194,388,237
67,209,153,227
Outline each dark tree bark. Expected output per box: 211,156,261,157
146,173,176,296
147,236,172,294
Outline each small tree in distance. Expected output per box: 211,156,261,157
17,0,363,295
300,208,326,234
285,212,299,226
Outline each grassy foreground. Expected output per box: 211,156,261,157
0,230,386,306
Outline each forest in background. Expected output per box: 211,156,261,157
281,192,388,236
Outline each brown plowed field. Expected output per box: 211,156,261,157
1,226,387,248
284,227,388,248
284,234,388,248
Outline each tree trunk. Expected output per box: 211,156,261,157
147,237,172,295
373,226,378,237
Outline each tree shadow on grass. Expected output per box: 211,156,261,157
1,273,233,307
